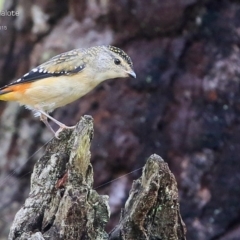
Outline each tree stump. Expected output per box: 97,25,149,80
9,116,186,240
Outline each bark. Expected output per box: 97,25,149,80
9,116,109,240
9,116,186,240
109,154,186,240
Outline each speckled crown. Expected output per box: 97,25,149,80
107,46,133,67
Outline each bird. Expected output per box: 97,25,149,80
0,45,136,138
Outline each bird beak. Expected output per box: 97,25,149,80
126,70,136,78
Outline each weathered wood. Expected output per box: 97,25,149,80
9,116,186,240
109,154,186,240
9,115,110,240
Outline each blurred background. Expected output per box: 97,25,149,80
0,0,240,239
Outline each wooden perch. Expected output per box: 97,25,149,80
109,154,187,240
9,115,109,240
9,116,186,240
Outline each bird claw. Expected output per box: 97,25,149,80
55,130,62,139
55,124,76,139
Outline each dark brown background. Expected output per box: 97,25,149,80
1,0,240,239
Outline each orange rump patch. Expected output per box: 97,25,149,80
0,83,31,101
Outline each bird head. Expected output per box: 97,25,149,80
89,45,136,81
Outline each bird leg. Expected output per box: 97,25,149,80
40,114,56,135
38,109,76,138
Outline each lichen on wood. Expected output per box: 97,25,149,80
109,154,186,240
9,115,110,240
9,116,186,240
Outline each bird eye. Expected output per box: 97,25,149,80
114,58,121,65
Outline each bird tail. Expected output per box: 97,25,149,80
0,83,31,101
0,86,18,101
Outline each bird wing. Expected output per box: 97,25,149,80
0,49,86,90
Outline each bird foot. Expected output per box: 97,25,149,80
55,124,76,139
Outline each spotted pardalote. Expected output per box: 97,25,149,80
0,45,136,137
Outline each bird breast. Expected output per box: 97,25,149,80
19,74,100,112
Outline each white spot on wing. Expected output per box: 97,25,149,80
24,73,29,77
32,68,38,72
